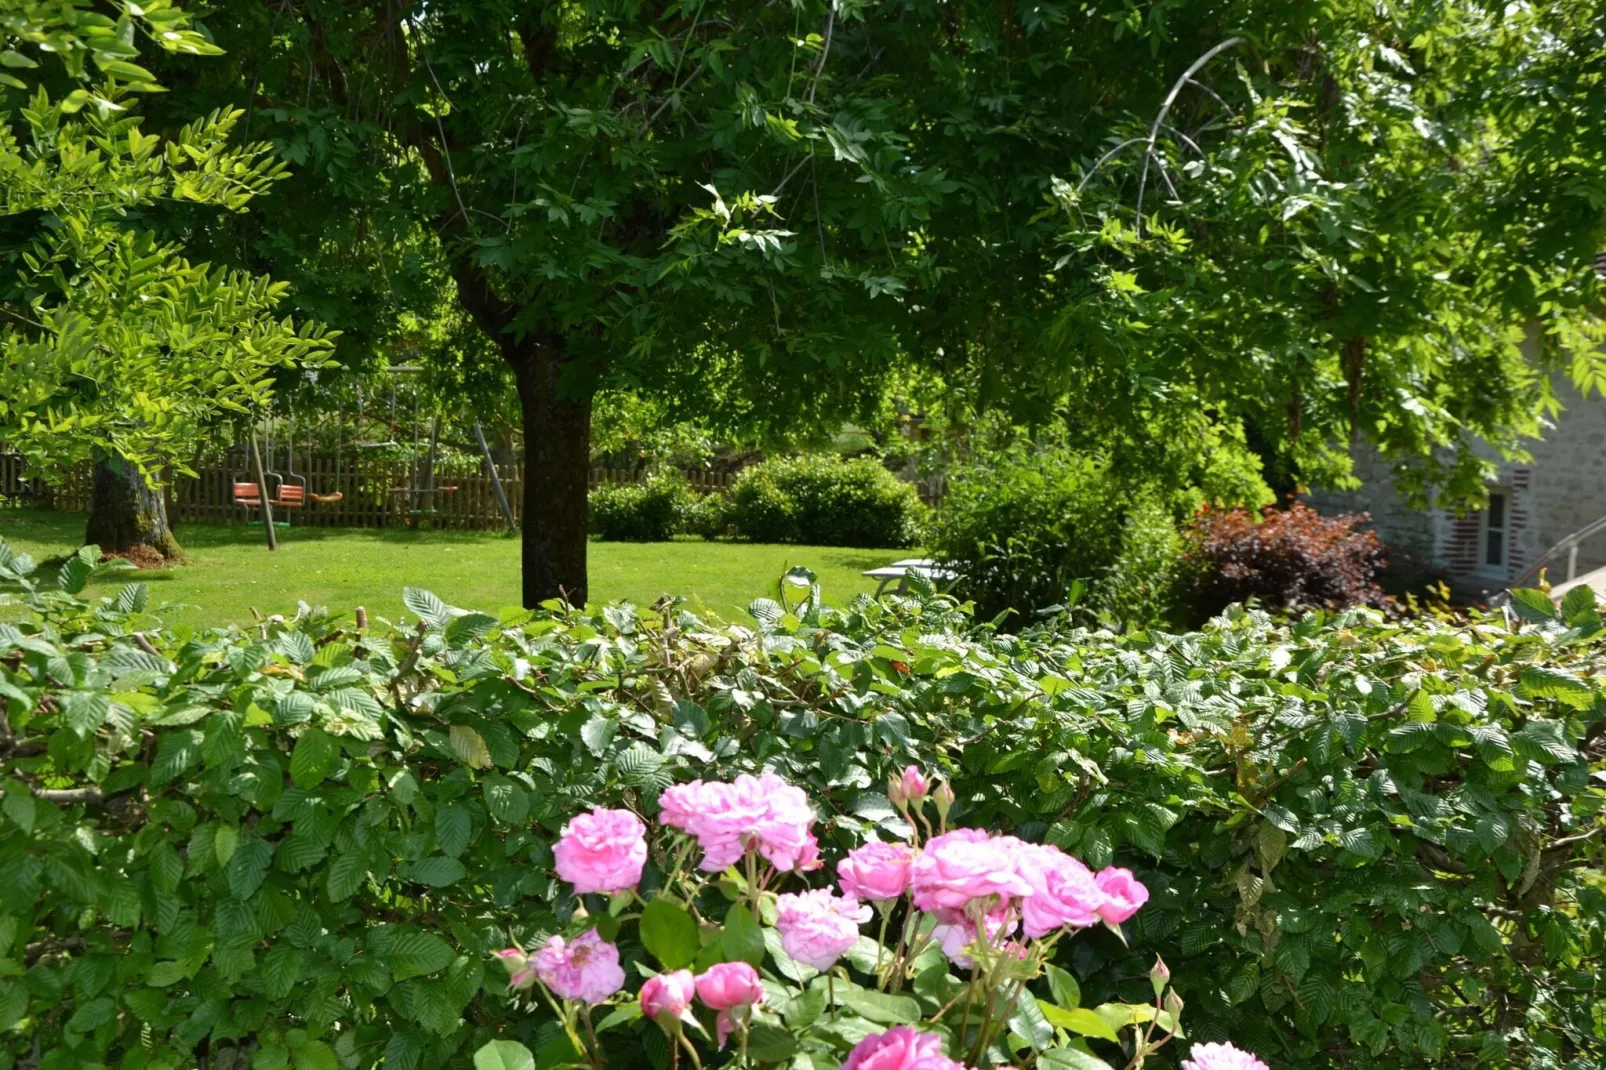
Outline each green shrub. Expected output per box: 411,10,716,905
3,538,1605,1069
587,470,696,541
1086,493,1187,625
727,454,924,547
925,445,1184,625
681,488,735,539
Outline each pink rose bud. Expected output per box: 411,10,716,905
1164,990,1185,1020
508,966,538,991
887,771,907,808
495,947,529,978
1094,866,1150,925
837,841,916,901
695,961,765,1011
931,782,955,823
1150,956,1170,999
554,807,648,895
640,969,697,1023
899,766,928,802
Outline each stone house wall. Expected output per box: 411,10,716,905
1306,381,1606,594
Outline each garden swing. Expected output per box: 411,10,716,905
388,396,457,525
232,413,296,528
305,401,346,505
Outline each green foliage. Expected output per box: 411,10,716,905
728,455,924,548
1087,495,1188,628
1047,5,1606,509
925,445,1184,625
680,488,735,540
3,532,1606,1068
587,472,698,542
0,0,333,482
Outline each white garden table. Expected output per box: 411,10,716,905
861,558,957,597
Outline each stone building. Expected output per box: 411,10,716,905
1306,382,1606,597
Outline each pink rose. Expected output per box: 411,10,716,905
838,842,916,901
796,832,824,872
697,961,766,1048
695,961,766,1010
1094,866,1149,925
640,969,697,1022
1181,1042,1269,1070
775,889,872,970
554,807,648,894
909,829,1033,921
929,905,1016,969
1014,843,1106,937
750,773,817,871
657,774,817,873
840,1027,965,1070
531,930,625,1004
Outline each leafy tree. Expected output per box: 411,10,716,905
0,0,333,558
153,0,1605,603
1034,4,1606,507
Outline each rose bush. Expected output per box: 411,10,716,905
483,772,1262,1070
1,540,1604,1067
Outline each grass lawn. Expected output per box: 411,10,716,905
0,508,909,630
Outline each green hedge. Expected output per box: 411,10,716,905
924,446,1185,625
2,541,1604,1068
727,454,925,547
588,471,698,541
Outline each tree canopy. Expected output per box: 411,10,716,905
117,0,1606,600
0,0,334,483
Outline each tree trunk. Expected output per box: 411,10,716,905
512,342,591,607
84,453,183,561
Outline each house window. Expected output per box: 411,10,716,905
1483,490,1508,570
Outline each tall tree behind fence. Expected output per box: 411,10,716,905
0,451,945,530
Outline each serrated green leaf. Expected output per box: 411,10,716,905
722,902,766,967
400,856,467,887
391,930,455,980
474,1042,535,1070
641,897,699,969
449,724,492,769
291,728,336,788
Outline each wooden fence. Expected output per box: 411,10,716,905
2,451,944,530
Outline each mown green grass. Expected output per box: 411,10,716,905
0,508,908,629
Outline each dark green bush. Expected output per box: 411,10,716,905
587,470,696,541
727,454,924,547
925,446,1185,624
3,537,1605,1069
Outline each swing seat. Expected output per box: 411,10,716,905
272,484,305,509
234,481,264,506
310,491,344,504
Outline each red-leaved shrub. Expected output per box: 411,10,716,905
1185,501,1387,620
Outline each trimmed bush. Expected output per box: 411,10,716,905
1185,500,1386,620
727,454,924,547
4,539,1605,1068
588,470,697,541
680,487,734,539
924,446,1183,624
